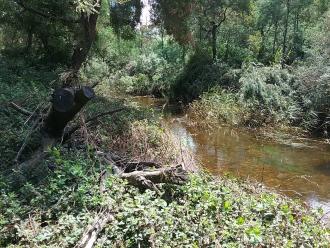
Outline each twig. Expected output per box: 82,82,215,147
92,82,100,88
63,108,126,141
85,108,126,125
14,117,41,163
9,102,33,116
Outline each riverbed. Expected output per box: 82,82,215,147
133,96,330,220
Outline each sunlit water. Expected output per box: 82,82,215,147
133,96,330,222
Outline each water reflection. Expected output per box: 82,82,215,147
175,122,330,215
133,96,330,222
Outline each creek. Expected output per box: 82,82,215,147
133,96,330,220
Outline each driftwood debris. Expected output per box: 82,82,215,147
98,151,189,191
75,209,115,248
120,165,188,189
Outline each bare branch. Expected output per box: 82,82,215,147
85,108,127,125
14,117,41,163
9,102,33,116
215,8,228,28
63,108,127,141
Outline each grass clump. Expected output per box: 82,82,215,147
1,152,329,247
188,87,249,127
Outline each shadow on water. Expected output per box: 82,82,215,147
315,162,330,176
133,96,330,221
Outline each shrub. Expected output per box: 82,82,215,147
113,51,180,97
188,88,249,127
238,65,300,127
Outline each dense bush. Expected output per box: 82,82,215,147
238,65,299,127
116,52,179,97
188,88,248,127
188,65,300,129
188,61,329,136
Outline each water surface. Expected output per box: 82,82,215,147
134,96,330,219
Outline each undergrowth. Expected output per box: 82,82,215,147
1,151,329,247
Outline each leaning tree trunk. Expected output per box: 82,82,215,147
10,86,95,185
9,1,103,187
44,87,95,138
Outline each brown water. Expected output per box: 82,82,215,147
133,96,330,219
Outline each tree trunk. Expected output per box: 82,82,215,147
67,0,101,86
282,0,291,67
211,21,217,61
10,86,95,185
258,27,266,61
44,86,95,138
272,20,278,56
25,27,33,54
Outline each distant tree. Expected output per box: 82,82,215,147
109,0,142,40
151,0,194,45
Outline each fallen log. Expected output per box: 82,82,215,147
120,164,188,189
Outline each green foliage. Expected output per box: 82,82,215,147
91,24,184,97
171,51,229,102
188,87,248,126
188,62,329,133
109,0,142,39
1,153,329,247
238,65,299,126
0,56,59,169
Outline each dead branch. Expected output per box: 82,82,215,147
85,108,126,125
75,209,114,248
63,108,126,141
123,161,162,173
9,102,33,116
120,165,188,189
14,117,41,162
